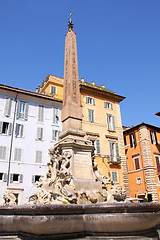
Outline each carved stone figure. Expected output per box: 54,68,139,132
3,190,16,205
107,185,126,203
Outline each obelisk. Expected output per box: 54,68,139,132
60,18,84,138
57,17,101,192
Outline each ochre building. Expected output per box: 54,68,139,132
123,123,160,202
37,75,129,195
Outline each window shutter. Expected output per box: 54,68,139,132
115,143,120,162
52,130,55,141
38,106,44,122
134,158,140,170
53,108,58,124
0,122,3,134
55,108,58,124
88,110,91,122
0,147,2,159
10,174,13,183
109,142,113,161
107,114,110,130
15,124,18,137
24,103,29,120
40,128,43,139
4,98,12,117
155,157,160,174
155,132,158,145
104,101,106,108
3,173,7,182
129,134,133,148
133,132,137,147
14,149,18,161
14,148,22,162
8,123,12,135
32,175,35,183
86,96,89,104
16,101,20,119
112,171,118,182
36,151,42,163
112,116,116,131
96,140,100,154
111,103,113,110
20,125,24,137
19,174,23,183
0,147,6,160
93,98,95,105
37,128,43,140
150,131,154,144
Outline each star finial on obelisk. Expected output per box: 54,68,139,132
68,11,74,29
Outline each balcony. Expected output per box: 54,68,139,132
107,155,121,166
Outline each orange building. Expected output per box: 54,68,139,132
123,123,160,202
37,75,130,196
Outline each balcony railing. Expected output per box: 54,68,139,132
106,155,121,165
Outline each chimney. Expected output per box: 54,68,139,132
91,81,95,86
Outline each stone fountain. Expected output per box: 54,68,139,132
0,18,160,240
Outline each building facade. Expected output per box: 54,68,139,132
123,123,160,202
0,84,62,204
37,75,129,195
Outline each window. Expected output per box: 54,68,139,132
150,131,158,145
32,175,41,183
35,151,42,163
0,173,3,181
124,136,127,146
0,173,7,182
86,96,95,105
14,148,22,162
88,109,94,122
53,108,59,124
136,178,142,185
38,105,44,122
158,175,160,183
109,142,120,162
0,146,7,160
16,101,29,120
50,86,57,95
134,157,140,170
52,130,59,141
129,132,137,148
0,121,12,135
95,140,100,154
107,114,115,131
104,101,113,109
155,155,160,174
10,174,23,183
36,127,44,140
15,124,24,137
111,171,118,183
4,98,12,117
91,139,100,154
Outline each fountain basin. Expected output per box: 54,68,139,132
0,203,160,239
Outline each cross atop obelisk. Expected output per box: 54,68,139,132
60,14,84,137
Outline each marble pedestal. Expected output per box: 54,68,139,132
55,132,101,192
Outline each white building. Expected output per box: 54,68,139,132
0,84,62,204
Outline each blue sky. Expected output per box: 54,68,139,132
0,0,159,127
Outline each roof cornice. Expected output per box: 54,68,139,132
80,84,125,102
0,84,62,103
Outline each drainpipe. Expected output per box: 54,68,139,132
7,93,18,186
